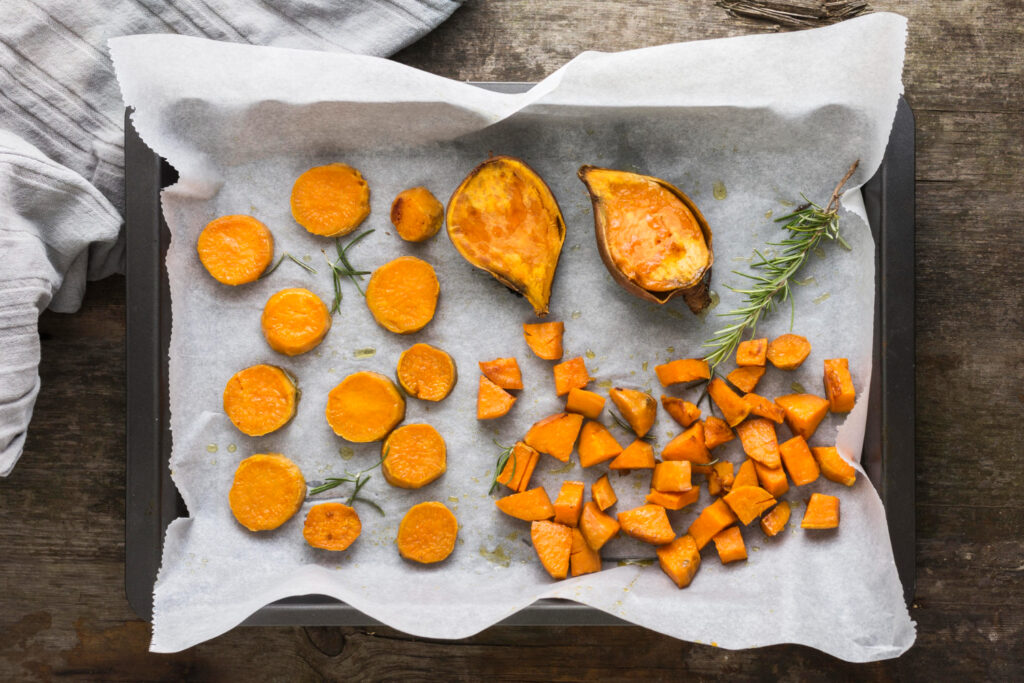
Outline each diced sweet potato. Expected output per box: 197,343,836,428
657,535,701,588
735,418,781,468
778,435,821,486
743,393,785,424
496,441,540,492
775,394,830,440
655,359,710,386
687,498,738,550
760,501,791,537
651,461,692,493
722,485,776,525
523,322,564,360
553,356,591,396
734,459,758,489
801,493,840,529
577,420,624,467
767,333,811,370
662,422,711,464
646,486,700,510
579,501,620,550
478,357,523,390
566,388,606,419
726,365,765,394
707,461,735,497
661,395,701,427
609,387,657,438
712,526,747,563
707,377,751,427
703,416,735,450
531,520,573,579
553,480,585,527
823,358,856,412
811,446,857,487
736,338,768,366
524,412,584,462
570,527,602,577
477,375,516,419
754,461,789,498
592,474,617,511
617,504,676,545
609,439,656,470
495,487,554,521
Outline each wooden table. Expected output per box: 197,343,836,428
3,2,1022,679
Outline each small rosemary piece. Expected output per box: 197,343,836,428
610,413,654,442
703,161,859,370
324,229,374,314
259,252,318,279
489,441,515,494
308,449,387,515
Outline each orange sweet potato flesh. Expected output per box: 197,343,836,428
707,377,751,427
291,163,370,237
523,322,564,360
524,412,584,462
655,359,711,387
262,288,331,356
801,493,840,529
657,535,701,588
760,500,791,537
326,371,405,442
767,333,812,370
647,486,700,510
553,357,591,396
578,420,624,467
712,525,747,563
609,387,657,438
727,366,765,394
723,485,776,525
303,502,361,551
707,461,735,497
496,441,540,492
618,504,676,545
447,156,565,316
652,461,692,493
532,520,573,579
391,186,443,242
823,358,856,412
775,394,831,440
778,435,821,486
579,166,714,314
397,343,457,401
553,480,585,527
397,501,458,563
703,416,735,450
754,461,789,498
477,376,517,419
661,395,701,427
812,446,857,487
197,215,273,285
382,423,446,489
478,357,523,390
495,487,555,521
570,527,602,577
687,499,738,550
743,392,786,424
223,364,297,437
734,459,759,489
366,256,439,334
592,474,617,510
229,454,306,531
736,418,781,468
610,439,656,470
662,422,711,464
579,501,620,550
736,338,767,367
566,388,606,419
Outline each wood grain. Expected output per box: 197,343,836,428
2,1,1023,679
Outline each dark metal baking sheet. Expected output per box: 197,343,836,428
125,86,915,625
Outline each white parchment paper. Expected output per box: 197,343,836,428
112,13,915,659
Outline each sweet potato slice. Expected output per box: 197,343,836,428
726,365,765,394
261,287,331,356
655,359,711,386
712,526,747,563
734,459,758,489
661,395,701,427
303,502,361,551
775,394,830,440
291,163,370,237
736,418,781,468
531,520,573,579
778,435,821,486
524,412,584,462
223,364,297,437
662,422,711,464
767,333,811,370
801,493,840,529
703,416,735,450
570,527,602,577
592,474,618,511
495,487,555,521
397,501,458,563
618,504,676,545
652,461,692,493
657,535,701,588
229,454,306,531
723,485,776,525
197,214,273,285
646,486,700,510
608,387,657,437
609,439,656,470
760,501,791,537
553,481,586,527
566,388,606,419
578,420,624,467
326,371,405,442
579,501,620,551
523,321,564,360
743,393,785,424
496,441,540,492
478,357,523,390
736,338,767,367
754,461,789,498
823,358,856,412
397,343,457,401
366,256,439,334
687,499,738,550
391,186,443,242
382,423,446,489
553,356,591,396
707,461,735,497
707,377,751,427
477,376,516,419
812,446,857,487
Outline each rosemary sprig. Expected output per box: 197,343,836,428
308,449,387,515
260,252,318,279
610,413,654,442
489,441,515,494
703,161,859,370
324,229,374,314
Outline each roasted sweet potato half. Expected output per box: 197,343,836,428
447,156,565,316
578,166,714,314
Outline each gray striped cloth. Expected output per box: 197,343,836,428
0,0,461,475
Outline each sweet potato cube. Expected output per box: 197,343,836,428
646,486,700,510
651,461,692,493
566,388,606,419
570,527,602,577
579,501,620,550
661,395,701,427
655,358,710,386
609,439,656,470
478,357,523,390
657,535,701,588
531,520,572,579
743,393,785,424
775,394,830,440
495,487,554,521
496,441,540,492
812,446,857,487
553,480,585,527
760,501,791,537
477,375,516,419
707,377,751,427
722,485,776,525
727,365,765,393
734,459,758,489
736,338,768,366
687,498,738,550
553,356,591,396
617,504,676,545
754,461,789,497
662,422,711,464
524,412,584,462
736,418,781,468
592,474,617,510
707,461,735,497
523,322,564,360
801,493,840,529
577,420,623,467
703,416,735,450
823,358,856,413
767,333,811,370
779,435,821,486
609,387,657,438
712,526,747,563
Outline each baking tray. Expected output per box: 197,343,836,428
125,84,915,625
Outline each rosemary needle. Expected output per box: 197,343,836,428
259,252,318,279
324,229,374,314
489,441,515,494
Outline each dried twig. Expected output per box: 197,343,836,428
716,1,870,29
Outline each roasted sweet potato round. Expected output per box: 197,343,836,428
223,364,298,436
365,256,439,334
291,163,370,237
382,423,446,489
197,215,274,285
261,287,331,356
326,371,405,442
396,343,456,401
229,454,306,531
303,502,361,551
397,501,458,564
391,186,444,242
